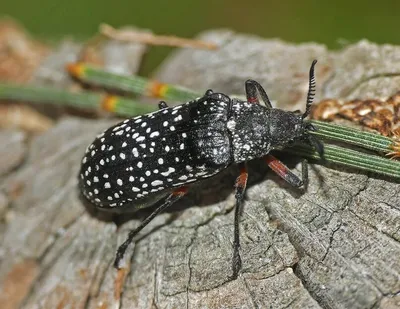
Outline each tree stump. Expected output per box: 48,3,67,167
1,29,399,309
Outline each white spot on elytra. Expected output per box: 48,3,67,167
161,167,175,176
150,131,159,138
120,153,126,159
174,115,183,121
137,162,143,168
151,180,163,186
132,187,140,192
129,176,134,182
117,179,123,186
104,182,111,188
158,158,164,165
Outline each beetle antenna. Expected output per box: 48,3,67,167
303,60,317,119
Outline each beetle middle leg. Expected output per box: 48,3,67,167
264,154,308,189
158,101,168,109
114,187,188,269
230,162,248,279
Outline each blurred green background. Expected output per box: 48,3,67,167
2,0,400,74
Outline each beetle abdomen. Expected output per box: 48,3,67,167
79,97,232,209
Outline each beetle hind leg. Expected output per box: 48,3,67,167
230,163,248,280
264,154,308,189
114,187,188,269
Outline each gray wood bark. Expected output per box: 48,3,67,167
1,30,399,309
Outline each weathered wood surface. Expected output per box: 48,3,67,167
1,30,400,309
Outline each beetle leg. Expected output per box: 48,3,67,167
230,163,248,279
264,154,307,188
158,101,169,109
301,159,309,190
245,80,272,108
205,89,214,96
114,187,188,269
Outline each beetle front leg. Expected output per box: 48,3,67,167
230,163,248,280
245,80,272,108
114,187,188,269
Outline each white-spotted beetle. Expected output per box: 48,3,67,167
79,60,323,279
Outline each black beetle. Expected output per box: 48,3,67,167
79,60,323,278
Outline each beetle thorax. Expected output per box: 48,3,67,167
228,102,272,163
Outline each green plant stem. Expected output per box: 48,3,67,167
287,143,400,179
310,120,394,154
0,83,155,115
71,64,198,101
